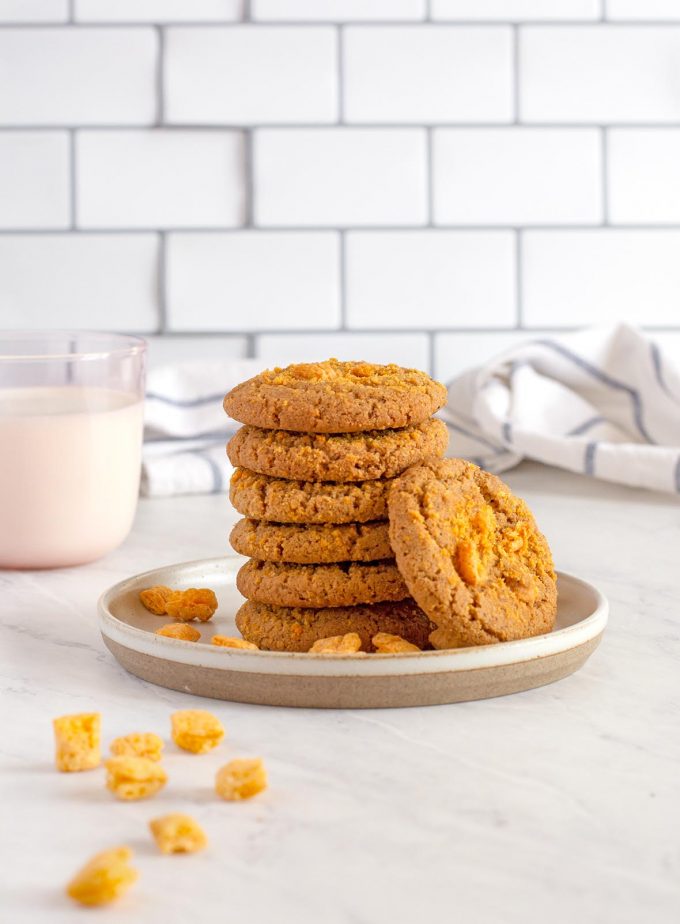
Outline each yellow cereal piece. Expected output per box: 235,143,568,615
171,710,225,754
53,713,101,772
104,756,167,801
211,635,258,650
156,623,201,642
310,633,362,654
110,732,164,762
139,585,173,615
215,758,267,801
165,588,218,622
66,846,138,907
149,813,208,855
372,632,421,653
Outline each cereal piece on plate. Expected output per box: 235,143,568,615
66,846,138,907
171,710,225,754
139,585,173,615
149,813,208,855
211,635,258,650
310,633,362,654
53,713,101,772
105,756,167,800
156,623,201,642
166,588,218,622
110,732,164,762
215,758,267,801
372,632,421,653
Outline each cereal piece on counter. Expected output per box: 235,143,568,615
171,710,225,754
110,732,164,762
105,756,167,801
139,585,173,615
149,814,208,855
215,758,267,802
309,633,362,654
211,635,258,650
155,623,201,642
166,588,218,622
66,846,138,906
372,632,421,653
53,713,101,772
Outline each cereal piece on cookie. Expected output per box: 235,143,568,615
110,732,164,762
230,518,392,564
105,756,167,801
224,359,447,433
211,635,259,650
155,623,202,642
66,847,137,906
149,814,207,855
171,710,225,754
139,585,173,615
215,758,267,801
165,588,218,622
310,633,362,654
53,713,101,772
372,632,421,653
388,458,557,649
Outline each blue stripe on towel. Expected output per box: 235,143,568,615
650,342,680,406
567,416,605,437
584,441,598,476
502,420,513,444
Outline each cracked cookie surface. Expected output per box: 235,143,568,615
230,518,392,564
388,458,557,648
224,359,448,433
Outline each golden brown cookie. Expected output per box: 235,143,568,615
227,419,448,483
230,468,392,524
388,459,557,649
224,359,447,433
236,559,409,608
235,599,433,652
230,518,392,564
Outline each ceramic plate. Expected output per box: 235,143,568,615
98,556,608,709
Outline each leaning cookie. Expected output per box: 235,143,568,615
224,359,448,433
227,419,449,483
388,458,557,649
230,518,392,564
236,559,410,608
235,599,433,652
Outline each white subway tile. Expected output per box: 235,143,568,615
167,232,340,331
0,132,69,229
432,0,599,19
0,0,67,21
257,333,431,370
0,234,158,331
609,129,680,224
0,28,156,126
433,128,601,226
146,335,248,368
75,0,242,21
344,26,513,123
521,26,680,123
253,0,425,20
434,330,552,382
607,1,680,19
254,129,427,226
346,232,515,329
165,27,336,125
77,131,243,229
523,231,680,327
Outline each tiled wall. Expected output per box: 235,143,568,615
2,0,680,381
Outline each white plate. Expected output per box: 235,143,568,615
98,556,608,708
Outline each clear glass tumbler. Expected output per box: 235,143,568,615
0,332,146,569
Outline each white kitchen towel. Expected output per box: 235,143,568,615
442,325,680,494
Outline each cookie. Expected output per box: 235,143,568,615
235,599,433,652
230,468,392,524
388,458,557,649
224,359,448,433
236,559,409,608
227,419,449,483
230,518,392,564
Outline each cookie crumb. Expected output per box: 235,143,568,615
310,633,362,654
149,814,207,855
105,756,167,801
372,633,421,653
155,623,201,642
110,732,164,762
171,709,225,754
215,758,267,801
211,636,259,650
53,713,101,772
66,847,137,906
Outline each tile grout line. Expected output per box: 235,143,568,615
244,130,255,227
69,129,77,230
157,231,168,334
601,127,609,225
155,25,165,126
426,127,434,226
338,231,347,329
515,229,523,329
512,24,520,124
427,331,436,376
336,25,344,124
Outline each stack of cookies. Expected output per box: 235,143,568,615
223,359,449,652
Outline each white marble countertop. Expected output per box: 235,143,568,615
2,462,679,924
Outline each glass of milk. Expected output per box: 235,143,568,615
0,332,146,569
